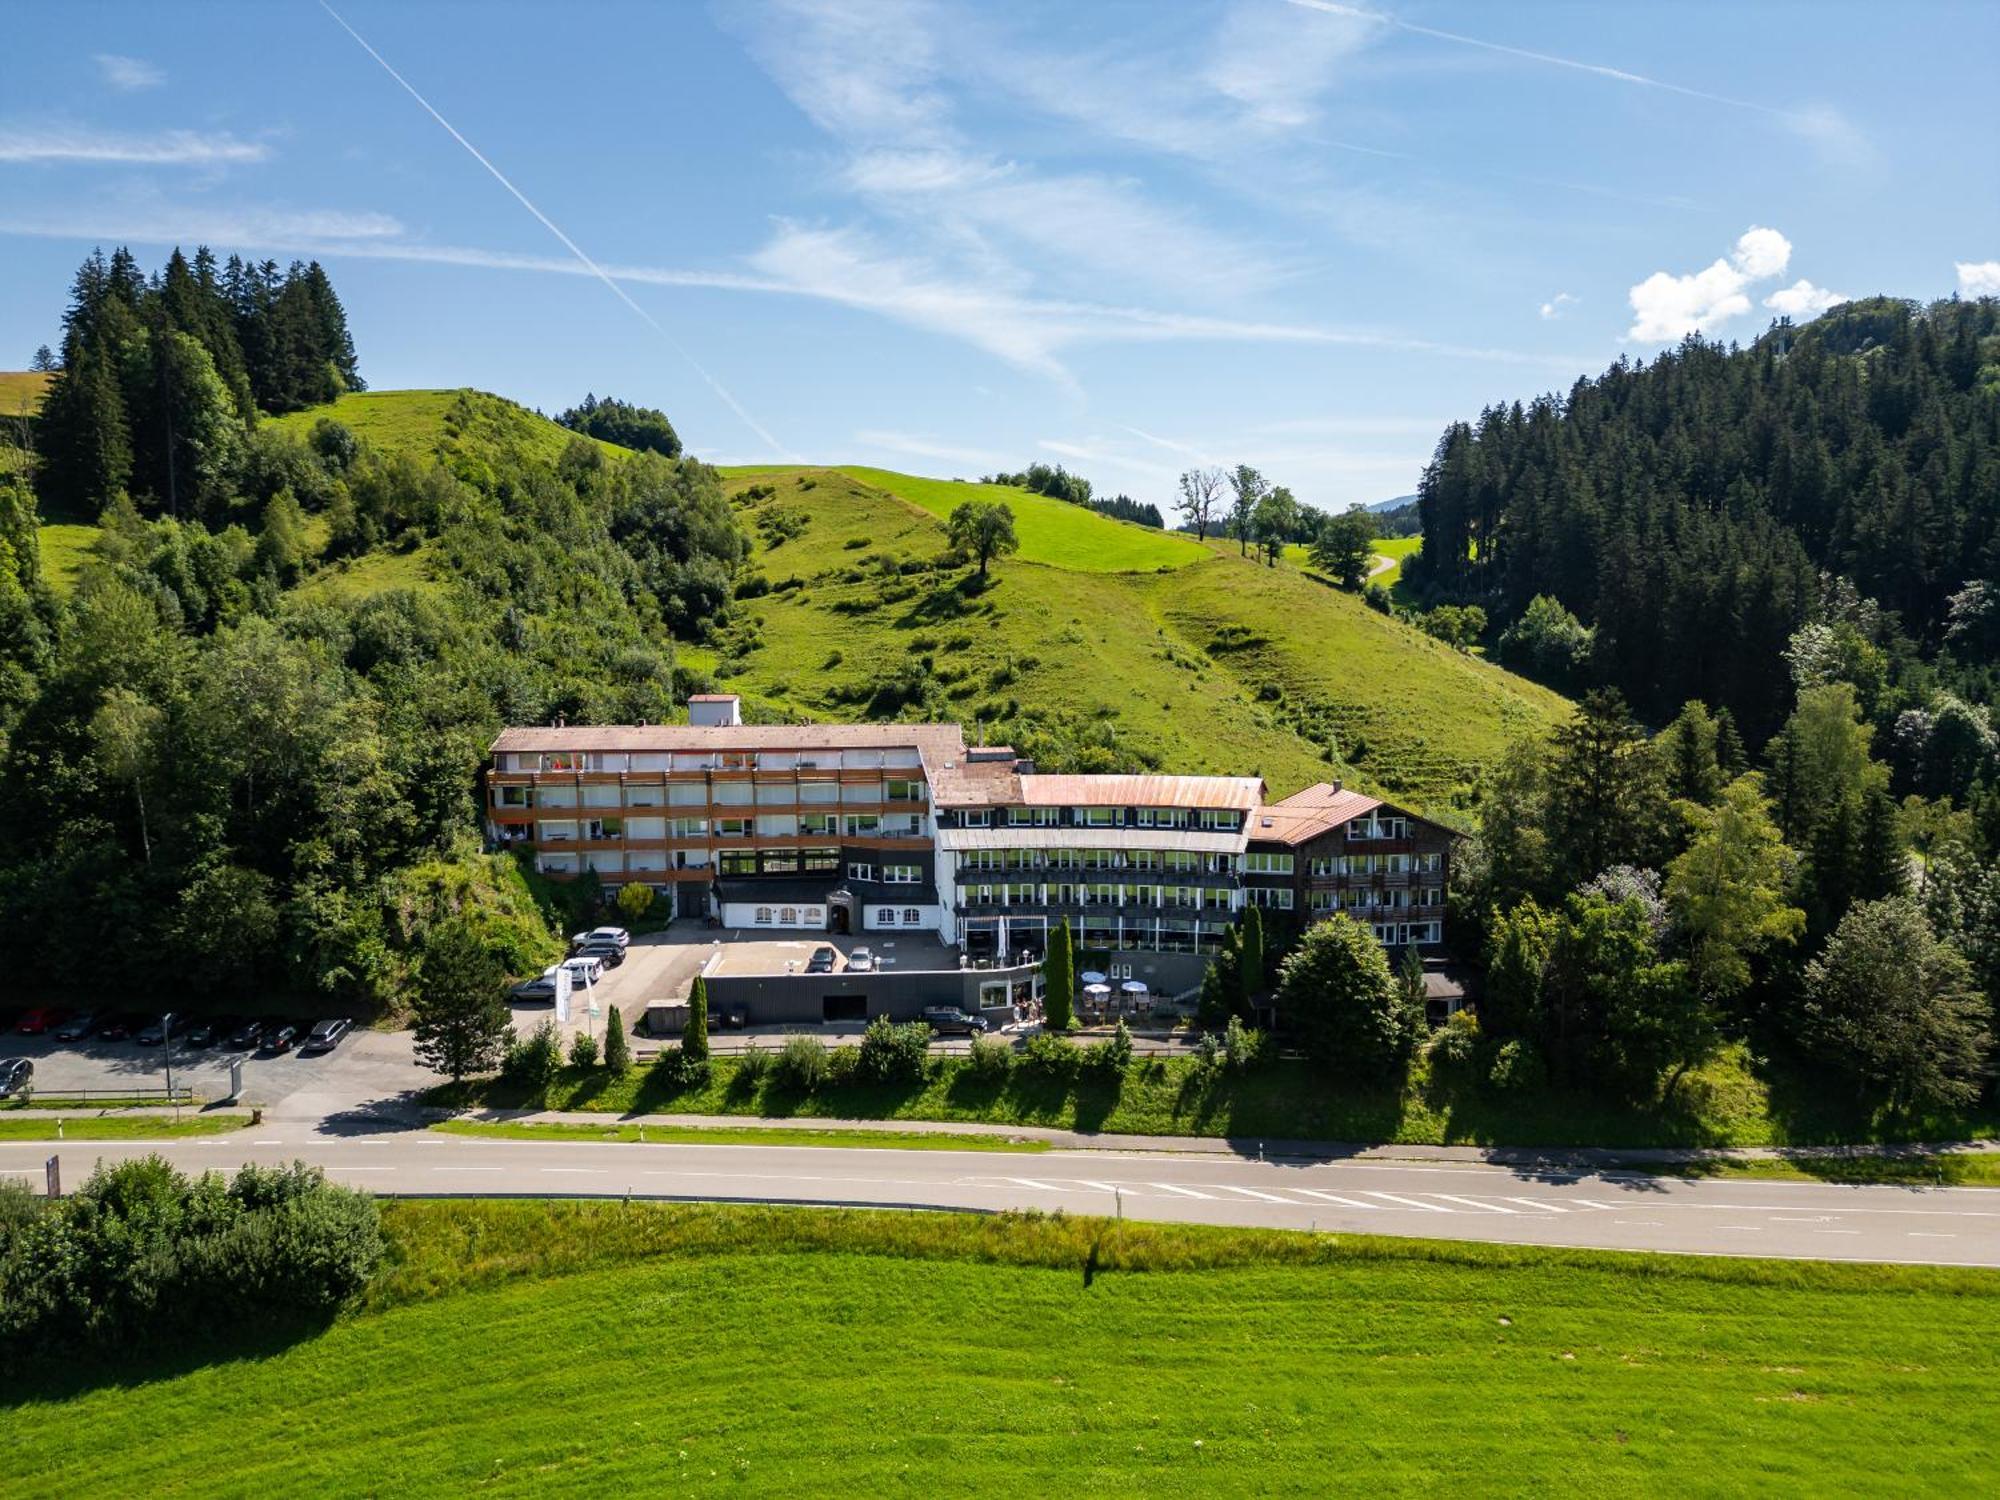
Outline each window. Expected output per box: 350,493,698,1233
848,862,875,882
626,784,664,807
1137,807,1188,829
844,813,881,836
800,812,837,836
799,780,840,805
1244,852,1294,874
803,847,840,873
780,907,798,925
887,778,923,802
754,907,773,925
583,818,621,840
761,852,799,875
883,864,921,884
1198,809,1241,831
497,785,529,808
1081,807,1119,827
719,849,757,876
903,907,922,924
712,781,754,806
1246,886,1295,910
962,809,991,828
879,908,899,925
715,816,752,838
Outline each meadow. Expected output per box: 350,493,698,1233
0,1112,247,1141
3,1200,1994,1496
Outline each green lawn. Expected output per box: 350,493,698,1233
433,1119,1051,1152
33,523,100,593
5,1201,1996,1495
0,1112,247,1141
293,542,435,602
432,1043,1998,1151
1655,1152,2000,1188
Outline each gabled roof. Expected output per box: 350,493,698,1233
1246,782,1384,847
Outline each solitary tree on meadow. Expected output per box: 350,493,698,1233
947,499,1019,578
1226,465,1267,557
1177,466,1225,543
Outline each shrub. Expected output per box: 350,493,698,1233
603,1007,631,1076
1487,1038,1546,1094
650,1045,710,1090
1085,1019,1134,1078
501,1019,562,1090
616,882,654,920
857,1016,932,1083
568,1030,600,1068
1222,1015,1269,1074
773,1034,829,1093
1191,1032,1223,1072
735,1041,772,1084
843,536,870,550
966,1033,1014,1081
1276,915,1416,1080
1424,1009,1481,1086
825,1044,861,1085
1022,1031,1080,1079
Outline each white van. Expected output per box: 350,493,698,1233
562,955,604,987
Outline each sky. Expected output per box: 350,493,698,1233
3,0,1998,508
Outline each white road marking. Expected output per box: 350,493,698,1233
1361,1191,1453,1213
540,1167,608,1175
1433,1195,1520,1214
1291,1188,1382,1209
1814,1229,1861,1235
437,1166,502,1172
1910,1232,1957,1239
1507,1197,1567,1213
1209,1183,1295,1203
1147,1181,1216,1199
1613,1220,1665,1227
1569,1199,1623,1210
1006,1177,1066,1192
253,1139,283,1145
1720,1225,1763,1232
1075,1180,1124,1194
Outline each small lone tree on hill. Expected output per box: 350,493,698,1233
685,972,711,1061
947,499,1019,578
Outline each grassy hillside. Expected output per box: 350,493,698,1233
242,390,1568,809
33,523,99,594
0,371,50,415
714,466,1567,806
6,1201,1996,1496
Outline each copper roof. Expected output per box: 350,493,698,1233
1247,782,1384,846
928,757,1023,808
490,722,967,763
1016,774,1265,811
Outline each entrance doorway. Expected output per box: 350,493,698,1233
822,994,866,1022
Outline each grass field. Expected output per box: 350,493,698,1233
433,1042,1999,1151
433,1119,1052,1152
0,1113,245,1141
33,522,99,593
265,388,631,470
5,1200,1996,1495
0,370,51,414
292,541,436,602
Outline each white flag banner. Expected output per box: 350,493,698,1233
554,963,573,1023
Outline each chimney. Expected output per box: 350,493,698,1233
688,693,742,728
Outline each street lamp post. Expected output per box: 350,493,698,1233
162,1012,177,1120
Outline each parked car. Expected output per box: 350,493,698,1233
806,945,836,974
227,1018,267,1050
574,940,625,969
135,1017,173,1046
300,1018,353,1055
570,926,630,953
261,1022,300,1055
96,1013,142,1042
726,1005,748,1029
509,969,559,1003
561,955,605,988
54,1012,97,1043
920,1007,989,1036
0,1058,32,1100
16,1007,66,1035
183,1016,232,1048
846,946,876,973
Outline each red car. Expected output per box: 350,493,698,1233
16,1007,65,1035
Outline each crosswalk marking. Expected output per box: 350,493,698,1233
1291,1188,1382,1209
1361,1191,1453,1212
1507,1197,1567,1213
1571,1199,1622,1211
1147,1181,1216,1200
1210,1183,1294,1203
1075,1180,1123,1194
1433,1195,1519,1214
1006,1177,1066,1192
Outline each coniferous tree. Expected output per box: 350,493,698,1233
1042,918,1075,1031
1237,905,1265,1015
684,972,710,1060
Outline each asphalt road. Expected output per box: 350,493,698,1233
4,1130,1994,1267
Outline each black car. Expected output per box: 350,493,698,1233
299,1018,353,1055
54,1012,97,1043
135,1017,172,1046
805,945,836,974
183,1016,232,1048
96,1013,142,1042
0,1057,31,1099
262,1022,300,1055
920,1007,989,1036
574,941,625,969
227,1018,267,1050
510,972,559,1003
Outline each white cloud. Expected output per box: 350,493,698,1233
1627,226,1796,341
94,54,163,91
1763,278,1846,318
0,201,402,245
1958,261,2000,297
1204,0,1372,130
1539,292,1578,320
0,127,268,166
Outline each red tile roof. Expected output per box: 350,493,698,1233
1247,782,1383,846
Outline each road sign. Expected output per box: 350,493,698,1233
45,1155,59,1199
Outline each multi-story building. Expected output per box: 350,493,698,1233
485,697,1452,989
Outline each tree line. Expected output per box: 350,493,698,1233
32,247,363,523
1174,464,1380,586
985,462,1165,528
1408,295,2000,750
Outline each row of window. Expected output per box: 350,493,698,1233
957,807,1245,832
960,883,1236,910
1349,816,1411,842
1374,921,1443,946
749,906,827,927
1242,852,1295,874
498,778,926,810
957,848,1230,874
1310,887,1444,912
1244,886,1296,910
1308,851,1444,877
535,814,924,843
512,750,923,774
873,907,930,926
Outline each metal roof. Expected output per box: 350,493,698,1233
1015,774,1265,810
1248,783,1384,846
939,827,1247,854
491,723,966,759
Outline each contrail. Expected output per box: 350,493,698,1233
317,1,793,458
1284,0,1799,121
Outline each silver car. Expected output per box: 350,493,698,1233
847,946,876,972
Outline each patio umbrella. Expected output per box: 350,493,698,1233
1120,979,1149,1015
1079,970,1108,985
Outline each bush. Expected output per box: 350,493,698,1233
1487,1038,1546,1094
773,1034,829,1093
1191,1032,1223,1072
857,1017,932,1084
650,1045,711,1090
501,1019,561,1090
735,1041,772,1084
1424,1009,1481,1086
825,1044,861,1085
1222,1016,1269,1074
966,1033,1014,1081
568,1030,599,1068
616,882,654,920
1022,1031,1080,1079
1083,1019,1134,1078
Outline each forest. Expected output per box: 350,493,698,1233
0,247,748,1008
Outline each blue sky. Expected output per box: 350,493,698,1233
4,1,1997,507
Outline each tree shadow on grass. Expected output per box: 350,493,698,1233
0,1309,343,1407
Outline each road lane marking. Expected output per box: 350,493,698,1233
437,1166,503,1172
1433,1195,1520,1214
1147,1181,1216,1199
1719,1225,1763,1232
1075,1180,1124,1194
1814,1229,1861,1235
1909,1232,1957,1238
1208,1184,1294,1203
1291,1188,1382,1209
1506,1197,1567,1213
1361,1192,1453,1213
540,1167,608,1175
1613,1220,1665,1227
1006,1177,1066,1192
253,1139,283,1145
1569,1199,1622,1210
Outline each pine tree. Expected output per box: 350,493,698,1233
410,920,513,1084
604,1004,632,1076
685,972,710,1060
35,335,130,517
28,345,56,373
1042,919,1075,1032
